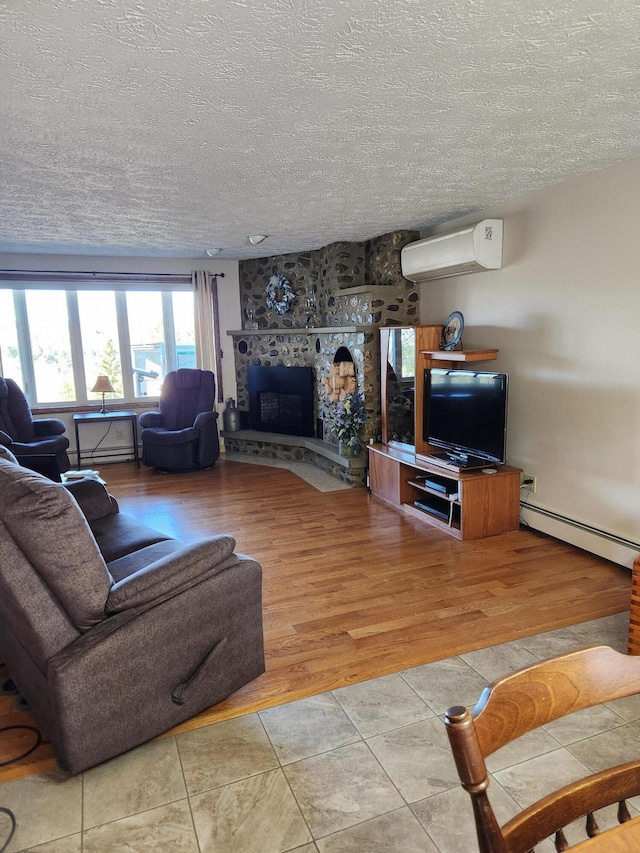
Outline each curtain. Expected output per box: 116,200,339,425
192,270,223,402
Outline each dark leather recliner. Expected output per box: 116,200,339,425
139,369,220,471
0,377,70,478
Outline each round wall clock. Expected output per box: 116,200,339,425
440,311,464,351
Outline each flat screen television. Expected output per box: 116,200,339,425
423,368,509,468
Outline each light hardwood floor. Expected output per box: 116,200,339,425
0,456,632,781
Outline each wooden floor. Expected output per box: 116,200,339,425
1,457,633,781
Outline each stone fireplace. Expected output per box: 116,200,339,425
224,229,420,484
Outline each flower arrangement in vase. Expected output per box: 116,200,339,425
329,392,367,456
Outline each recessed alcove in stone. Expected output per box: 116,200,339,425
333,346,353,364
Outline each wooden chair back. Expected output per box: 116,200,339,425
627,556,640,655
445,645,640,852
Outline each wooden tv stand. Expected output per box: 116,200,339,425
368,444,521,540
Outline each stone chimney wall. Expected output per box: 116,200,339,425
238,230,420,330
231,229,421,445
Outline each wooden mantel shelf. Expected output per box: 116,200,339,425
227,326,367,336
420,348,499,363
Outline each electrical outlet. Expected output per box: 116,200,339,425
521,473,536,493
115,429,125,440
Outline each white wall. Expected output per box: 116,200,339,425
0,253,241,456
419,158,640,566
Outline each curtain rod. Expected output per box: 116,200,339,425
0,270,194,284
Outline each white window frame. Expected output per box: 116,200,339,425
0,271,195,408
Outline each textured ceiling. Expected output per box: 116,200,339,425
1,0,639,260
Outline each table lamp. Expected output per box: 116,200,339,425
91,375,115,413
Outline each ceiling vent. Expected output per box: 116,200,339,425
401,219,503,282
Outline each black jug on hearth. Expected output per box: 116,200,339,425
222,398,241,432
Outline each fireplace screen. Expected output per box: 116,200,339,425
259,392,304,430
248,365,315,437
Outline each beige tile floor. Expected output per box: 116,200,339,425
0,611,635,853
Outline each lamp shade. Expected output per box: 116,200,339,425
91,375,115,394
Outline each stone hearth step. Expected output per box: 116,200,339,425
221,429,367,487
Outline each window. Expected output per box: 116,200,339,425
0,280,196,407
25,290,75,404
127,291,166,399
0,291,23,387
173,292,197,370
77,290,123,401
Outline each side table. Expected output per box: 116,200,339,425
74,411,140,469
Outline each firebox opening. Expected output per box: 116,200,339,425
247,365,315,437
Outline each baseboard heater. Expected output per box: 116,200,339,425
521,502,639,568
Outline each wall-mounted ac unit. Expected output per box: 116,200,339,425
401,219,503,282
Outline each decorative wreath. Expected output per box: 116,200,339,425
265,274,295,315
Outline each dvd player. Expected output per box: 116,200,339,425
414,474,457,494
413,499,450,521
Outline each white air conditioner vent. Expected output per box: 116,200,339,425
401,219,503,282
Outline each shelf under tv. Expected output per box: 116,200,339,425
406,479,460,502
368,444,521,541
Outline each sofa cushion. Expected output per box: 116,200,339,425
0,459,112,630
139,426,199,445
64,478,117,521
0,522,80,667
90,513,174,563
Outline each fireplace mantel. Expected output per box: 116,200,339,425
227,326,367,337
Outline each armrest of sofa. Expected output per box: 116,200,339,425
0,445,18,463
0,429,12,447
33,418,67,436
106,535,237,612
64,478,119,520
139,411,163,428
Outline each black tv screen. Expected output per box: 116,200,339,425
423,369,508,466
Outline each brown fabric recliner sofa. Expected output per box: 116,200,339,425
0,450,265,774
